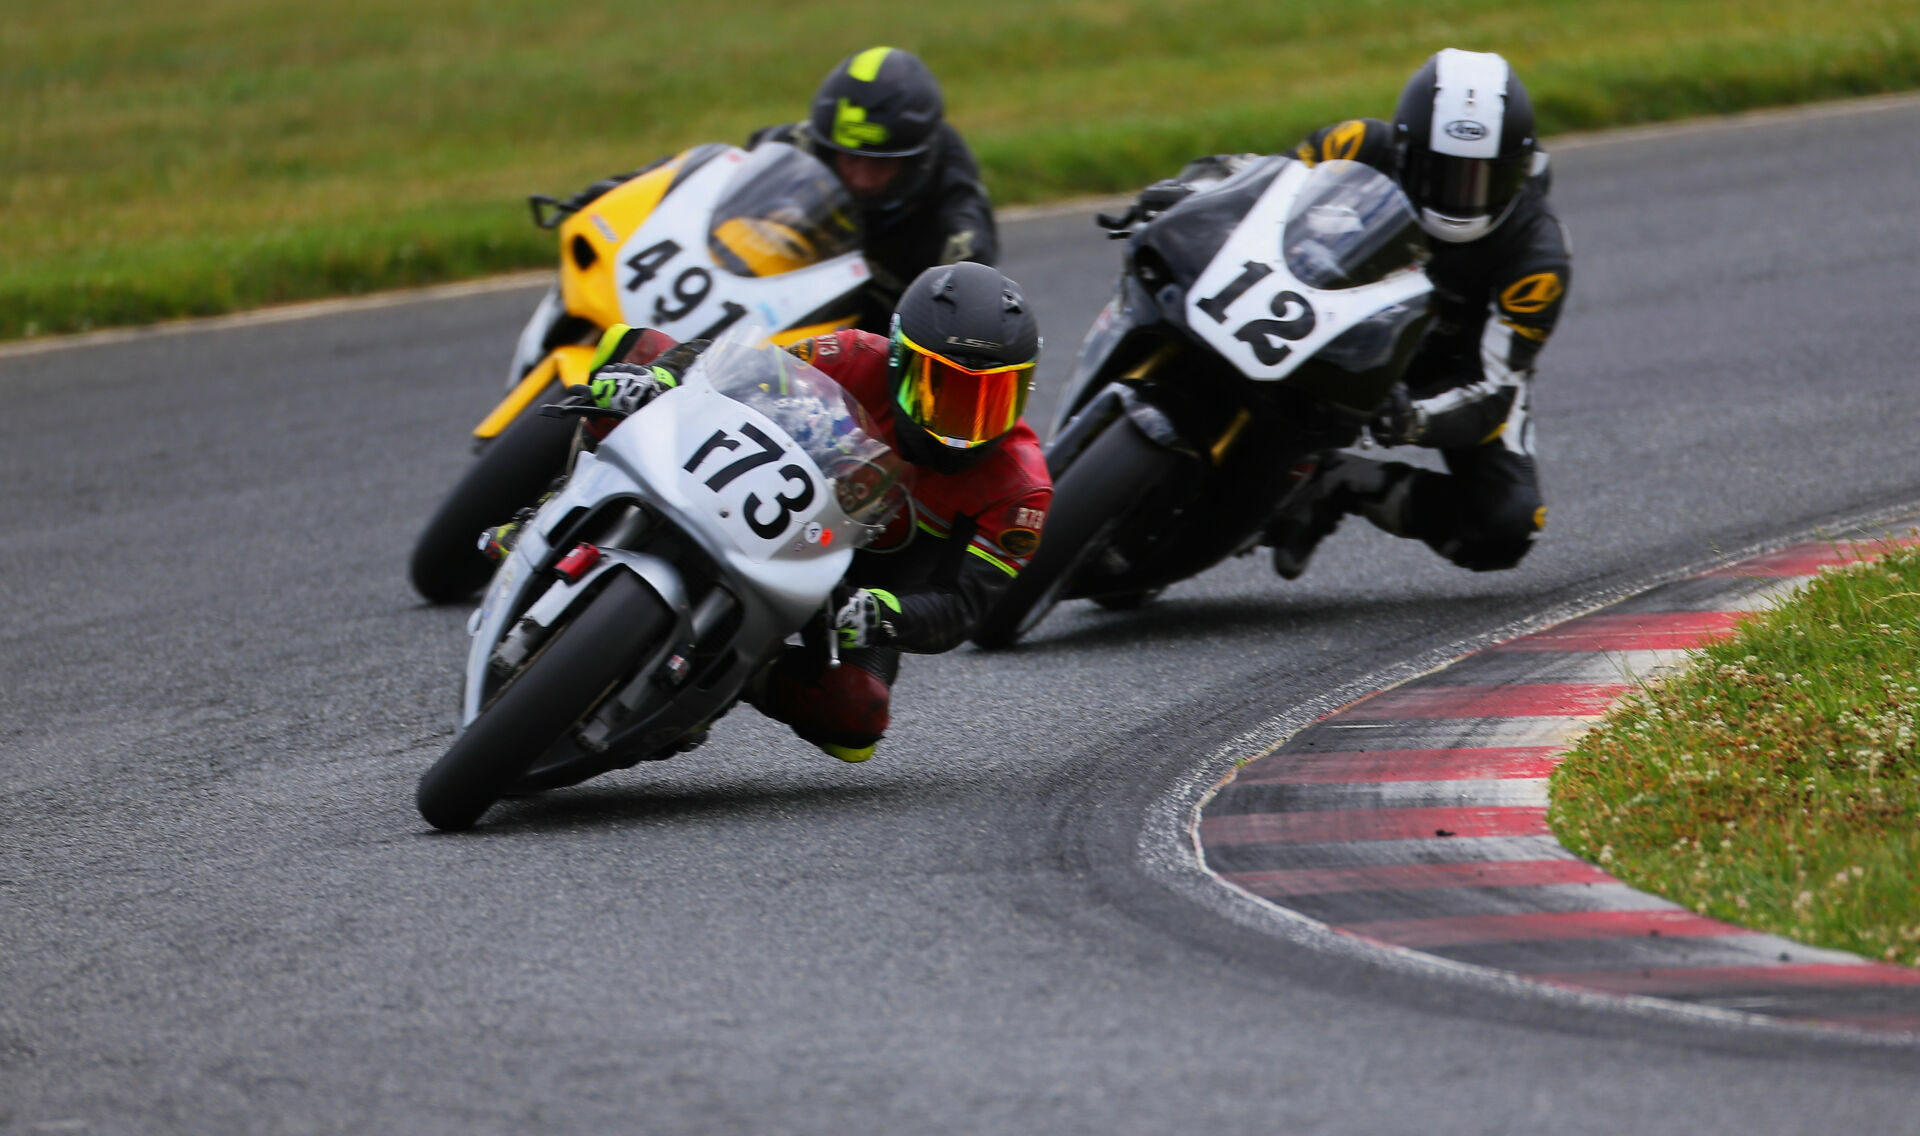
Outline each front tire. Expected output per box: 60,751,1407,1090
415,572,672,831
408,402,575,604
971,419,1189,649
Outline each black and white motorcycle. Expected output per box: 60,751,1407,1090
972,157,1432,647
416,321,907,830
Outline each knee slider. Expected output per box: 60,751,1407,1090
757,651,892,749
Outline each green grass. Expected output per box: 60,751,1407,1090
1550,535,1920,966
9,0,1920,337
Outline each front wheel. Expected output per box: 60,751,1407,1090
970,419,1189,649
407,402,576,604
415,572,673,831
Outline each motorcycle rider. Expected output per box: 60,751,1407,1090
565,262,1048,762
746,46,1000,330
1260,49,1572,576
558,46,998,333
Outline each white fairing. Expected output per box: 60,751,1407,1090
610,146,869,340
1184,161,1430,381
462,328,883,726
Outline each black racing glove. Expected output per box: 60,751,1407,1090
1368,383,1428,447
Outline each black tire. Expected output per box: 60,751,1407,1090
971,419,1188,649
415,572,672,831
408,402,576,604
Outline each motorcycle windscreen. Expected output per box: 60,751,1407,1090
697,322,911,529
707,145,864,278
1280,160,1428,290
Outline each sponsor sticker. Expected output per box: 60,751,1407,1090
1500,272,1565,315
999,527,1040,558
1444,119,1488,142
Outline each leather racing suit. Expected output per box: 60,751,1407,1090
751,328,1050,754
1282,118,1573,570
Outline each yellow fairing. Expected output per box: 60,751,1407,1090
711,217,816,277
558,153,691,332
473,345,595,440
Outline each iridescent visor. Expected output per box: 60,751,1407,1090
894,330,1036,448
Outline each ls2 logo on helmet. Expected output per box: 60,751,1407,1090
1444,120,1488,142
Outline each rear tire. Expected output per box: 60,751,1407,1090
408,403,575,604
415,572,672,831
971,419,1188,649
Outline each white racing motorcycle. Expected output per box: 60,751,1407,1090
408,141,873,604
415,321,908,831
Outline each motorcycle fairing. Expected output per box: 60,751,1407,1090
605,145,868,347
1183,160,1429,383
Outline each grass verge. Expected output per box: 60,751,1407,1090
9,0,1920,338
1549,534,1920,966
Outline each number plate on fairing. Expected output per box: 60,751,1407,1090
675,400,825,556
1184,161,1428,381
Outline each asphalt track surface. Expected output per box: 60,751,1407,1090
6,98,1920,1134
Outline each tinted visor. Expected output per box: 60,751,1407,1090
893,329,1035,449
1407,150,1529,221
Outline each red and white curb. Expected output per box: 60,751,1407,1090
1199,534,1920,1034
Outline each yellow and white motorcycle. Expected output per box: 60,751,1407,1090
409,141,870,603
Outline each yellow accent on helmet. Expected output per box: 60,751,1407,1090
832,98,890,150
848,46,893,82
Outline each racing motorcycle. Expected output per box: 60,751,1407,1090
408,141,872,604
415,321,908,831
970,156,1433,648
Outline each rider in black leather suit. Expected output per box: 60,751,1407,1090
1264,48,1573,576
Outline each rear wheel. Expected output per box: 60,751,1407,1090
408,402,575,604
970,419,1189,649
415,572,672,831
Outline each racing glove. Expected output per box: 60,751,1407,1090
832,587,902,650
580,362,675,414
1368,383,1428,447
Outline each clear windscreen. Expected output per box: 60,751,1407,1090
708,144,864,278
692,322,909,528
1281,160,1428,289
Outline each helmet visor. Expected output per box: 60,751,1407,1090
1406,150,1529,222
893,329,1035,449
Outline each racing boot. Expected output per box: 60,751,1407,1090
743,645,892,763
477,505,536,563
1265,454,1415,579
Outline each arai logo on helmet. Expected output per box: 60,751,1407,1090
1444,119,1488,142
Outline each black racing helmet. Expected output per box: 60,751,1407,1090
888,263,1040,469
807,46,945,159
1393,49,1535,243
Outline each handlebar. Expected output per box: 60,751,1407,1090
538,401,629,422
